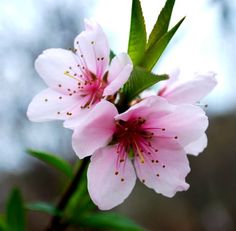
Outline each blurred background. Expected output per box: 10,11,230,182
0,0,236,230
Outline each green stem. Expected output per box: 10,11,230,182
45,157,90,231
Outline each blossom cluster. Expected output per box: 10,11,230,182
27,20,217,210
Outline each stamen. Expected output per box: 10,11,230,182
64,71,83,82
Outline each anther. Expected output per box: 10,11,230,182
121,178,125,182
115,171,119,175
59,96,62,99
44,99,48,102
174,136,178,139
142,179,145,183
58,84,62,87
156,174,160,177
162,165,165,168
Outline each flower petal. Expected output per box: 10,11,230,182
27,88,81,122
35,49,79,94
184,133,208,156
71,101,118,159
158,68,180,96
103,53,133,96
134,139,190,197
88,145,136,210
74,19,110,78
115,96,175,122
157,104,208,147
162,72,217,104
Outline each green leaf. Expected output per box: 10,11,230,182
141,17,185,71
6,188,25,231
27,149,73,178
74,212,144,231
110,50,116,61
122,66,168,103
25,202,62,216
0,216,8,231
128,0,146,65
147,0,175,49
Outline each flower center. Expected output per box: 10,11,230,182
64,66,108,109
114,117,161,164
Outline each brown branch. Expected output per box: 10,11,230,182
45,157,90,231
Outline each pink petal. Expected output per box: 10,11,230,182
88,146,136,210
63,106,92,129
27,88,81,122
115,96,174,122
184,133,208,156
162,72,217,104
71,101,118,159
134,139,190,197
157,104,208,147
158,68,180,96
103,53,133,96
35,49,79,94
74,19,110,78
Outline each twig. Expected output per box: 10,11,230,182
45,157,90,231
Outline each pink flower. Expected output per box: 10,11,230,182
69,96,208,210
158,70,217,105
157,70,217,156
27,19,133,122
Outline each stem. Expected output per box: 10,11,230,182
45,157,90,231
